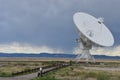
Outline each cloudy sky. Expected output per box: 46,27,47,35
0,0,120,55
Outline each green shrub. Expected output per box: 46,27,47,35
0,72,12,77
85,72,97,78
32,75,59,80
60,71,69,77
117,76,120,80
97,72,110,80
70,67,74,70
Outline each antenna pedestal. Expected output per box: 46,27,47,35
75,37,95,63
76,49,95,63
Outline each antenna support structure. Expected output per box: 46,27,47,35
75,34,95,63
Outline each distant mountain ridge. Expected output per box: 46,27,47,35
0,53,120,60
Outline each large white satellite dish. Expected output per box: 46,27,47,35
73,12,114,62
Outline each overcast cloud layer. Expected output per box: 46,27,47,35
0,0,120,54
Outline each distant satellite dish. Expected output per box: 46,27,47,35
73,12,114,62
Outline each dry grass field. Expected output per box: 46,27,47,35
0,61,42,77
0,57,120,80
0,57,71,77
33,63,120,80
0,57,119,62
0,57,73,62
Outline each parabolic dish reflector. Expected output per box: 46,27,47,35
73,12,114,47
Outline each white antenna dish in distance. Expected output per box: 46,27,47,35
73,12,114,47
73,12,114,62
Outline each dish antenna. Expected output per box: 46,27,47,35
73,12,114,63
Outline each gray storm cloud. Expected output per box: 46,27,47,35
0,0,119,54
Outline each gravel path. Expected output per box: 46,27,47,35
0,72,37,80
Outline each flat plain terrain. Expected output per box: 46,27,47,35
0,57,120,80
